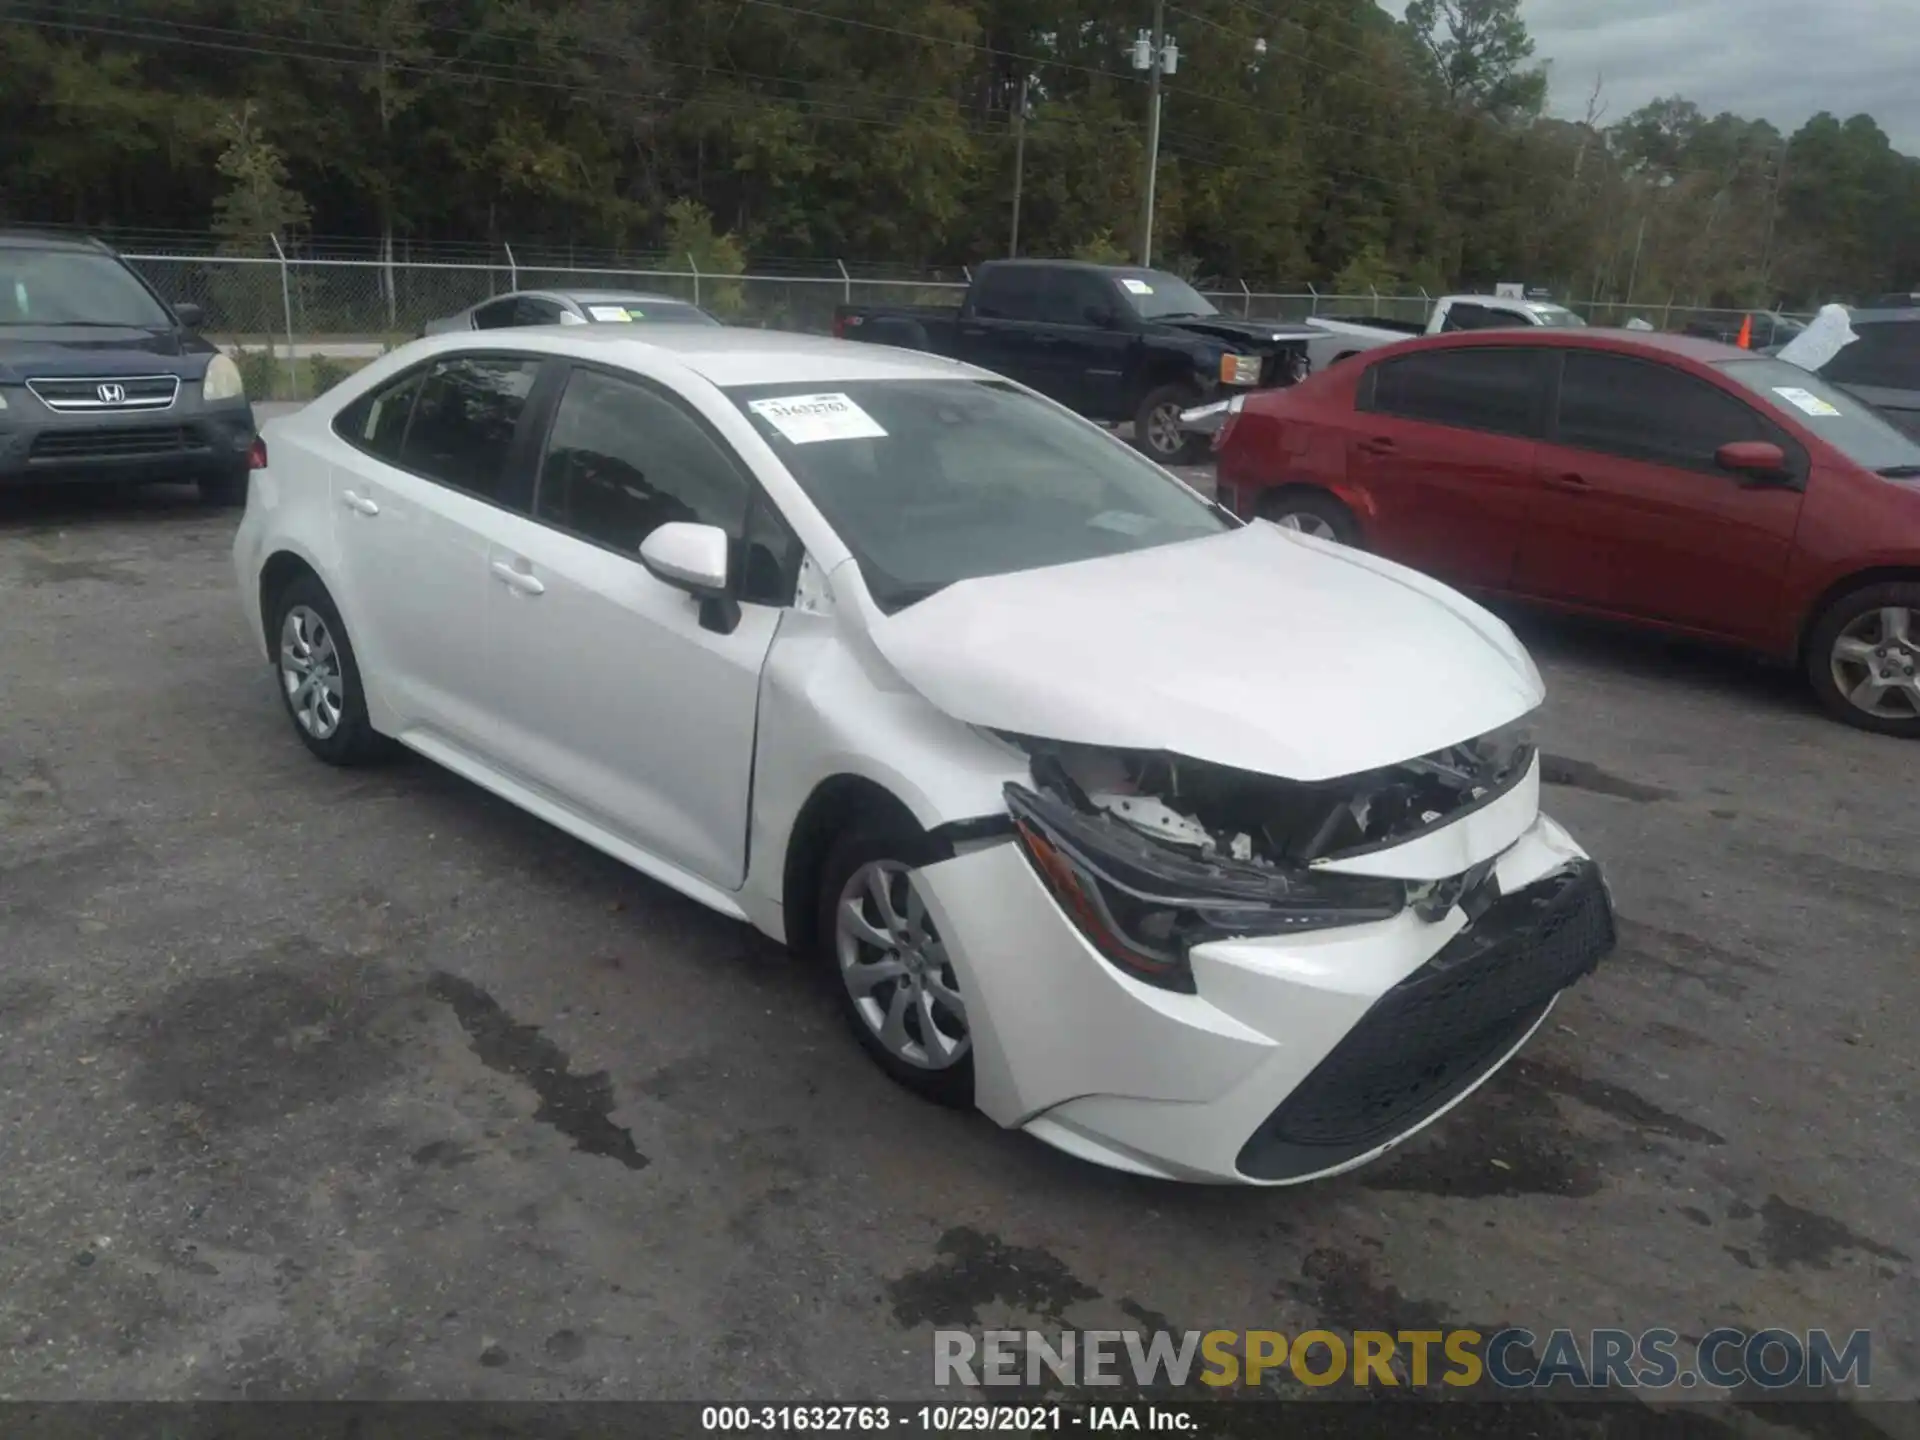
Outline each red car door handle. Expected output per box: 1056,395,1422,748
1544,472,1591,493
1358,437,1396,456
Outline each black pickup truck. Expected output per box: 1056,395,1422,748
832,259,1316,463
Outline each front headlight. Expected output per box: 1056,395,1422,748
1007,783,1405,994
202,353,245,402
1219,353,1263,386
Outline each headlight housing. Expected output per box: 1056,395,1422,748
1007,783,1405,993
202,353,245,403
1219,353,1263,386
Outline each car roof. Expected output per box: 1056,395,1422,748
427,324,978,387
0,229,108,252
1377,327,1752,364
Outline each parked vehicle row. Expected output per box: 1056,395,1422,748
1301,292,1588,372
1211,327,1920,735
833,259,1317,464
232,323,1615,1186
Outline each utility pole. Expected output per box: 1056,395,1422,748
1625,214,1647,304
1133,3,1174,267
1760,137,1790,296
1009,74,1031,258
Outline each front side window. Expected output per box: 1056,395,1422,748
730,379,1227,612
401,356,542,501
1365,348,1546,438
1556,352,1783,472
535,367,750,552
1442,303,1506,333
0,247,173,329
972,268,1043,321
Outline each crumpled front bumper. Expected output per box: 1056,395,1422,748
911,794,1612,1185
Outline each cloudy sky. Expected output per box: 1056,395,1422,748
1380,0,1919,153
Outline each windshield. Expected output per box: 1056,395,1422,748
1717,358,1920,474
730,379,1229,611
1112,270,1220,321
0,247,173,328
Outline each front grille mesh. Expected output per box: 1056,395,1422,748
1237,861,1614,1179
29,425,204,461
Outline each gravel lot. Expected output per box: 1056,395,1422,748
1,470,1915,1430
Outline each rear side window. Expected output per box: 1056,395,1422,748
1824,321,1920,390
472,298,521,330
1555,352,1783,471
1364,348,1546,438
1442,303,1508,332
972,268,1043,321
400,356,542,501
333,369,425,462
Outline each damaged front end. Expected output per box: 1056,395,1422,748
1001,724,1536,993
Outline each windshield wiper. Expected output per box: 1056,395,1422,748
1875,465,1920,478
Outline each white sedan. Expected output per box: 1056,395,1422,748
232,325,1616,1185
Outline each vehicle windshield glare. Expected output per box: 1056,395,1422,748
1716,358,1920,474
1530,307,1587,328
729,380,1229,611
0,247,174,329
1113,270,1220,321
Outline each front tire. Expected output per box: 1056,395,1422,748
267,575,390,765
1262,488,1360,545
1805,583,1920,737
815,817,974,1109
1133,383,1208,465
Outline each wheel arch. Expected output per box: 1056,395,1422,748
258,549,324,654
1795,566,1920,664
780,774,932,960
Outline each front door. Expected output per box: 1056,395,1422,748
482,364,780,890
1348,346,1550,591
1513,351,1804,644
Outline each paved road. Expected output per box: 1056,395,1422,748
0,483,1915,1428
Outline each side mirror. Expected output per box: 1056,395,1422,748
1084,304,1117,328
1716,440,1789,482
173,301,204,330
639,521,730,596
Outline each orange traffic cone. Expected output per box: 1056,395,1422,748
1736,314,1753,349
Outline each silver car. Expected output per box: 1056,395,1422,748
421,289,720,337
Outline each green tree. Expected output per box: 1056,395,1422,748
1404,0,1547,119
210,101,309,252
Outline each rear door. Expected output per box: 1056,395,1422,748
1822,319,1920,440
330,353,549,750
958,267,1051,393
1514,350,1805,643
1033,270,1135,418
1348,345,1550,590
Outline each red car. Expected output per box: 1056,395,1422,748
1213,329,1920,736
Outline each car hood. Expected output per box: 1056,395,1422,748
0,326,197,381
1156,315,1319,349
865,522,1544,782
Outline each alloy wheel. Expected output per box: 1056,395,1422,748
834,860,969,1071
1273,511,1339,541
279,604,346,739
1146,402,1187,457
1830,606,1920,721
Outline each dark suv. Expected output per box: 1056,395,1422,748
1822,306,1920,440
0,231,258,504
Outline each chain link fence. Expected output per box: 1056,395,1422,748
119,250,1814,402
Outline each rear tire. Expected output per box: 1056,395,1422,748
197,465,249,508
1133,383,1208,465
815,815,974,1109
266,575,391,766
1262,489,1360,546
1804,582,1920,737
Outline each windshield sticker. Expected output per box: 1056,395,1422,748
1773,386,1842,417
1087,510,1158,537
1121,279,1155,295
748,393,889,445
587,305,634,322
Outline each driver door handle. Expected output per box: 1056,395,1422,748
1358,436,1396,456
490,560,546,596
1543,471,1591,493
341,490,380,516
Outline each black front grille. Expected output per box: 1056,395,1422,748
26,375,180,412
30,425,205,462
1237,861,1615,1181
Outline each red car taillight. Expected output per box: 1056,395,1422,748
248,437,269,470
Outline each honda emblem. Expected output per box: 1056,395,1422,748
97,382,127,405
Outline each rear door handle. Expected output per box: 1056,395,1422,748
1358,437,1396,456
1543,472,1591,493
341,490,380,516
490,560,546,596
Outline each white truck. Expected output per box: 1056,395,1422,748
1301,293,1587,372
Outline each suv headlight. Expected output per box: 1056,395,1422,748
203,353,245,402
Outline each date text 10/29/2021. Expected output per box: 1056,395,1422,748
701,1407,1194,1432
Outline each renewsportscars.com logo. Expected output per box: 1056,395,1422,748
934,1328,1873,1392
